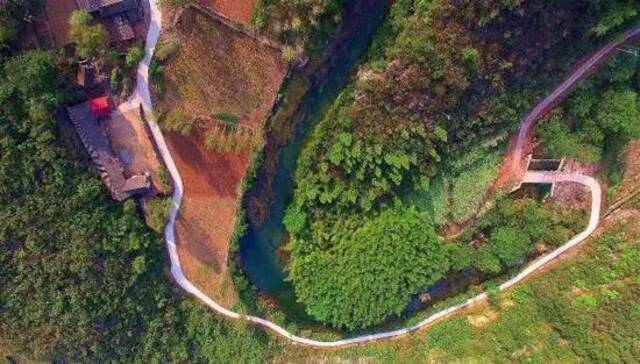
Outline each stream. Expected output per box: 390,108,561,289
238,0,388,321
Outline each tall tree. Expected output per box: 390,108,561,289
289,206,450,329
68,10,109,59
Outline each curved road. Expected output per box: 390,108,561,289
512,27,640,175
128,1,631,348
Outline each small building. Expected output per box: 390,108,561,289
77,0,143,23
123,173,151,195
88,96,112,118
41,0,143,47
77,61,96,88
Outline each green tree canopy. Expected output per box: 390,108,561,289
597,88,640,138
0,0,42,48
0,50,275,362
589,0,638,36
68,10,109,59
537,113,602,163
490,226,531,267
289,206,450,329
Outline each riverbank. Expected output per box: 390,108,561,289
140,0,638,347
237,0,388,311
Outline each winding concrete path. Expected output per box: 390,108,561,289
129,1,629,347
512,27,640,174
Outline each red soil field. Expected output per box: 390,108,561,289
198,0,255,25
166,129,250,306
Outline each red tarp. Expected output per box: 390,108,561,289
89,96,112,118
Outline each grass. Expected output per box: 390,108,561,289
203,125,263,153
410,141,504,225
277,215,640,363
449,147,503,221
410,174,449,226
157,166,172,193
145,197,171,233
213,111,239,126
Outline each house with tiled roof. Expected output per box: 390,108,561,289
41,0,142,46
67,97,150,201
77,0,143,22
77,0,142,43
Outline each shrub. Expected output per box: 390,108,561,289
485,282,501,307
203,127,262,153
125,44,144,70
149,59,165,99
283,205,306,235
160,110,201,135
597,89,640,138
110,66,122,92
146,197,171,233
154,40,178,62
490,226,531,267
157,166,172,192
213,111,239,130
537,113,601,162
68,10,109,59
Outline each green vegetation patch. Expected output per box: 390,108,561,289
0,50,278,362
253,0,342,55
537,52,640,164
411,143,505,225
281,0,637,330
289,206,449,329
283,218,640,363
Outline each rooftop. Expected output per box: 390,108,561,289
111,15,135,42
42,0,79,45
76,0,129,12
67,101,150,201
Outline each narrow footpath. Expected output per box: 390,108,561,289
130,1,636,348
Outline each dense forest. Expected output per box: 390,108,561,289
0,3,277,362
537,52,639,166
284,0,640,329
2,0,640,360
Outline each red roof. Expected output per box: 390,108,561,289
88,96,112,118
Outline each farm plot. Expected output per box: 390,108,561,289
198,0,255,25
159,6,286,130
157,7,287,305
